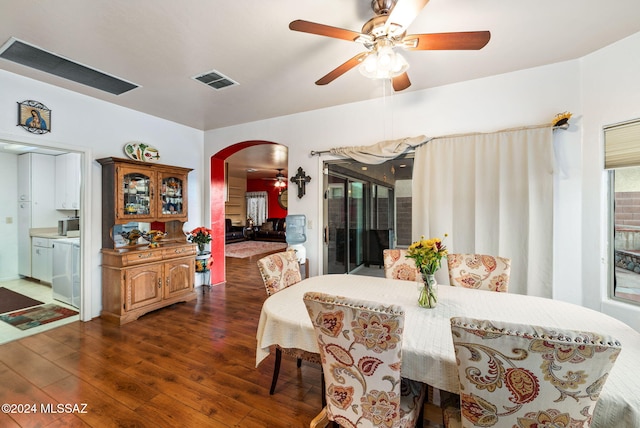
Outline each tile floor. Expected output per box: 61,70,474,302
0,278,79,345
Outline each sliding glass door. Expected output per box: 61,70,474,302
324,172,366,274
322,157,413,274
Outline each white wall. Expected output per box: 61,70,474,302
0,70,204,319
204,34,640,331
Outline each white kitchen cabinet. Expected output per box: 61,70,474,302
31,237,53,283
25,153,57,227
17,201,31,277
18,154,30,202
18,153,57,277
55,153,81,210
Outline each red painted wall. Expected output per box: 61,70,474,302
209,157,227,285
247,178,288,219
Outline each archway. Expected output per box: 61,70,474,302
209,141,282,285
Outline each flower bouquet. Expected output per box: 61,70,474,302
187,226,213,254
406,235,448,308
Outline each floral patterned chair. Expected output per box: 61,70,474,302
257,251,321,395
444,316,622,428
303,291,426,428
446,254,511,292
383,249,423,284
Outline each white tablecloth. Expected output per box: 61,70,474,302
256,274,640,427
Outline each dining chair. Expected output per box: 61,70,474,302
257,251,321,396
444,316,622,428
383,249,423,283
303,291,426,428
446,253,511,292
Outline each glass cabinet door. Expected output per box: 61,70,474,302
116,166,155,221
158,171,188,221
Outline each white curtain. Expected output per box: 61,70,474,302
412,127,554,297
246,191,268,226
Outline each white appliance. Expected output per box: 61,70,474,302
52,238,80,308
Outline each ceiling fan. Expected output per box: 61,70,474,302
289,0,490,91
262,169,288,188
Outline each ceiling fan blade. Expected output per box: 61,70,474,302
289,19,367,43
384,0,430,32
316,52,370,85
403,31,491,50
392,72,411,91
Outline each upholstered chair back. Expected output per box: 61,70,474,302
448,317,622,428
383,249,423,284
257,251,302,296
303,292,425,428
447,253,511,292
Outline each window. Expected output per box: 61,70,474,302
606,120,640,305
246,191,267,226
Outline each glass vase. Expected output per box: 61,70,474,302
418,273,438,308
197,243,205,254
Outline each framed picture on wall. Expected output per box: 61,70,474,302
17,100,51,134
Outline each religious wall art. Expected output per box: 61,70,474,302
17,100,51,134
291,167,311,199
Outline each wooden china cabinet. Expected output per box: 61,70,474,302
97,157,197,325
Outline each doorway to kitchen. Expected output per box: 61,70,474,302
0,139,85,343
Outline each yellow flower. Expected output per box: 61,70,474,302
406,234,448,275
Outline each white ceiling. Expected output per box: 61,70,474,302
2,0,640,133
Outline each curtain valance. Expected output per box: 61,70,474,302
327,135,427,165
313,119,567,164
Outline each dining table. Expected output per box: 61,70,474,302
256,274,640,428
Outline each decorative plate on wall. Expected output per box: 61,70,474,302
124,142,160,162
278,189,288,210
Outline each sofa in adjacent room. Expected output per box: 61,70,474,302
225,219,245,244
254,218,287,242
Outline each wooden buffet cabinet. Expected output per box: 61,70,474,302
97,157,197,325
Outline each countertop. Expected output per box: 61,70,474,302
30,228,80,239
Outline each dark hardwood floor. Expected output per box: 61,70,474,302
0,252,443,427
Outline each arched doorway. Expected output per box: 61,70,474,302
209,141,286,285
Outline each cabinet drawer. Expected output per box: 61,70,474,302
122,250,162,265
162,246,196,258
32,237,53,248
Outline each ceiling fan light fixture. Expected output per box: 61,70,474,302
359,47,409,79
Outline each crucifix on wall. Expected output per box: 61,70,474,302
291,167,311,199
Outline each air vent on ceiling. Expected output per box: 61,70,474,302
0,37,138,95
192,69,238,90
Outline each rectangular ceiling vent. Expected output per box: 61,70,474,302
192,69,238,90
0,37,138,95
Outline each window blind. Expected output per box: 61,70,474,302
605,120,640,169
